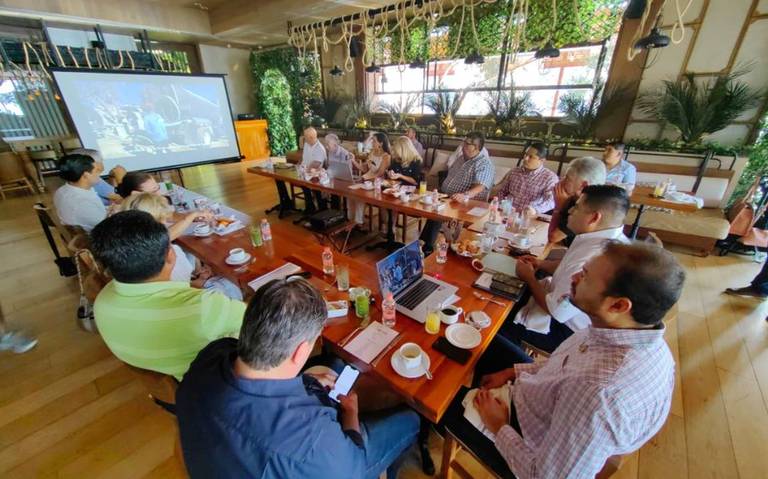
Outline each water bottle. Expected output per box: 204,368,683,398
436,236,448,264
260,218,272,241
489,196,499,222
382,291,396,328
322,247,335,275
374,177,382,192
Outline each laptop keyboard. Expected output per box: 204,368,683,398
398,279,440,310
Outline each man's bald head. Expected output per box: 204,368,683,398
304,127,318,145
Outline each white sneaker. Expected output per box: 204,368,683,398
0,332,38,353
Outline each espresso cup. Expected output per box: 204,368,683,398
440,305,464,324
399,343,423,370
194,223,211,235
512,234,530,249
228,248,246,261
364,181,373,189
422,194,433,204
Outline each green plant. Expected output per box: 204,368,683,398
251,48,323,137
424,90,466,134
638,69,764,145
558,82,627,139
484,88,539,135
729,119,768,206
379,94,420,129
522,0,624,49
344,96,376,129
260,69,298,155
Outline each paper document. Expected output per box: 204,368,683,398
343,322,399,363
462,385,513,442
467,207,488,217
248,262,302,292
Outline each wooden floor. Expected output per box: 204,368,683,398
0,160,767,479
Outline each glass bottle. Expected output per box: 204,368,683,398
260,218,272,241
382,291,396,328
322,247,335,276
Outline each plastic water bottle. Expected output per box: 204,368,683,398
382,291,396,328
436,236,448,264
322,247,335,275
374,177,382,192
260,218,272,241
489,196,499,222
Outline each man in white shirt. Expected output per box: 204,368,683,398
504,184,630,352
443,241,684,479
299,127,327,214
405,127,425,159
53,153,107,232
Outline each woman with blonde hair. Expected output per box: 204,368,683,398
120,193,242,300
387,136,424,186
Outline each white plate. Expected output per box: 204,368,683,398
391,350,431,379
445,323,482,349
225,253,252,266
193,230,213,237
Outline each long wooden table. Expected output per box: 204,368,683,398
629,185,700,239
287,242,514,423
248,164,490,225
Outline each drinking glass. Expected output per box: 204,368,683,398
425,303,441,334
354,288,370,319
419,181,427,196
336,265,350,292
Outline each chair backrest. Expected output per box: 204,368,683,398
0,151,27,181
33,202,76,246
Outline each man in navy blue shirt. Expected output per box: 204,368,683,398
176,277,420,479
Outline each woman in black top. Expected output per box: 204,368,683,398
387,136,424,186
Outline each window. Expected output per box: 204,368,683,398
372,41,612,118
0,72,70,141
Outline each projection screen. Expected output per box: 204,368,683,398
51,69,241,172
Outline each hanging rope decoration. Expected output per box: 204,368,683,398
288,0,513,73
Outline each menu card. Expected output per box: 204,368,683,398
343,322,399,363
247,262,302,291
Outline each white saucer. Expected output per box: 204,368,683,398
225,253,252,266
193,230,213,237
445,323,482,349
391,350,431,379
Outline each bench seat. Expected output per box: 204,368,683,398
624,207,729,256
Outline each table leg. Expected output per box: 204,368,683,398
365,209,404,252
630,204,645,239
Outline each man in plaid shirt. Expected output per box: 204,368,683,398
441,242,684,478
419,131,495,255
492,142,559,216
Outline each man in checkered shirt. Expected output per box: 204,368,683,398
441,242,684,478
419,131,495,255
491,142,559,216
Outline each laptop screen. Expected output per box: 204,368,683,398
376,240,424,297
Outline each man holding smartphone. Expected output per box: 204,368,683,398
176,277,419,479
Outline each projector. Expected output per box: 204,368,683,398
238,113,257,120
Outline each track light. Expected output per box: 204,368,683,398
534,42,560,59
329,65,343,76
634,27,671,49
464,51,484,65
409,58,426,69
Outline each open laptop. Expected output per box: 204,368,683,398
328,159,358,183
376,240,458,322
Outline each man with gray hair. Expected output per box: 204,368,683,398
549,156,607,245
405,127,425,159
176,278,420,479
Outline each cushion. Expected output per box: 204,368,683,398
624,207,730,240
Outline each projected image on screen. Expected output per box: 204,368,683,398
52,70,241,172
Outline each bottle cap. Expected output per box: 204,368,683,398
385,291,394,302
323,246,331,252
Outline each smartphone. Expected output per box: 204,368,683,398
328,366,360,402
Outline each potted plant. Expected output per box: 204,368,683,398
638,69,763,145
344,97,375,129
424,90,466,134
379,94,420,130
484,87,540,136
558,81,627,140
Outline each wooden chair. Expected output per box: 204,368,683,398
0,151,36,199
33,202,81,276
27,149,60,193
440,431,627,479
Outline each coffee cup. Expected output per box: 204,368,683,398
364,181,373,189
194,223,211,235
228,248,246,261
511,234,530,249
439,305,463,324
422,194,433,204
399,343,423,370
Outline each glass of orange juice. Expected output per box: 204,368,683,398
425,303,441,334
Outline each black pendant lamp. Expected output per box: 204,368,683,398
534,42,560,59
624,0,647,19
365,62,382,73
634,27,671,49
329,65,343,76
464,51,485,65
409,58,426,69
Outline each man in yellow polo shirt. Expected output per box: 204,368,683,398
90,210,245,380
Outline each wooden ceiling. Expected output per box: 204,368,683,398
201,0,391,46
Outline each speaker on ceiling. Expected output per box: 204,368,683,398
349,36,363,58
